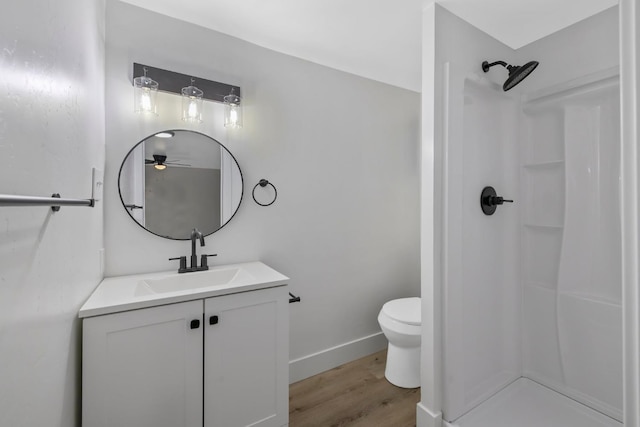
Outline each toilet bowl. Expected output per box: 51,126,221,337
377,297,421,388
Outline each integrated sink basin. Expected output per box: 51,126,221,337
135,267,255,295
79,262,289,318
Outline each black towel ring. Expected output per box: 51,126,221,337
252,179,278,207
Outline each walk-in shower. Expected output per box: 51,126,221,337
445,68,622,427
423,5,623,427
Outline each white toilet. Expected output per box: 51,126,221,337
377,297,421,388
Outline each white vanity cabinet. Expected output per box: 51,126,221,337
204,287,288,427
82,282,289,427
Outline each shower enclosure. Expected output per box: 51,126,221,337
419,4,626,427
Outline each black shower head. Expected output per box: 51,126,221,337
482,60,539,91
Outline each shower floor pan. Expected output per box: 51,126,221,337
445,378,621,427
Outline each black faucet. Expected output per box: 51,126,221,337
190,228,205,270
169,227,217,273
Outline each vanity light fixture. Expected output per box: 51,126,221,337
133,67,158,115
223,88,242,129
182,78,204,123
132,64,241,127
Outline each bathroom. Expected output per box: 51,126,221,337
0,1,638,427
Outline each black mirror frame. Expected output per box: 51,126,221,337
117,129,244,240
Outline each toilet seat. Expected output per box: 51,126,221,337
382,297,421,326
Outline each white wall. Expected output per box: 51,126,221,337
104,0,420,380
620,1,640,425
419,7,442,425
0,1,105,426
515,7,619,93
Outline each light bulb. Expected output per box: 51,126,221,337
188,99,198,119
229,107,238,125
181,81,203,123
140,89,152,112
133,69,158,115
224,90,242,128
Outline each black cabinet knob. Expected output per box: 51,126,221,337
190,319,200,329
209,315,219,325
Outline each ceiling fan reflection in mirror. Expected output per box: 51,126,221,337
145,154,191,170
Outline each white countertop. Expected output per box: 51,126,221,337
79,261,289,318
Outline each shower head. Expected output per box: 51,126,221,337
481,60,539,91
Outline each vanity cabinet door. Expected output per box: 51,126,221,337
82,300,204,427
204,286,289,427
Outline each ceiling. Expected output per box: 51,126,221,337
119,0,618,92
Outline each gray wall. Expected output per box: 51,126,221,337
0,0,105,426
145,166,221,238
104,0,420,376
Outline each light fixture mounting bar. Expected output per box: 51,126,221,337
133,63,240,103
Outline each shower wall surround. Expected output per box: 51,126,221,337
0,1,106,426
442,74,522,420
518,8,621,420
420,6,522,422
520,81,621,418
422,4,622,426
104,1,420,381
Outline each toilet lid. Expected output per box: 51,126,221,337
382,297,421,326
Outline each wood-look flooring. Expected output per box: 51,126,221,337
289,350,420,427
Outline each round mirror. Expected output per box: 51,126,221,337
118,130,243,240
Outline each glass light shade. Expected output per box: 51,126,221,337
224,92,242,128
181,85,203,123
133,75,159,115
154,163,167,171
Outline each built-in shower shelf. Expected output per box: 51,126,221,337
523,223,564,230
523,160,565,169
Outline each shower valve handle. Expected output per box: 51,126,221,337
481,186,513,215
482,194,513,206
491,196,513,205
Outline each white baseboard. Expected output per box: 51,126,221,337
417,402,443,427
289,332,388,383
